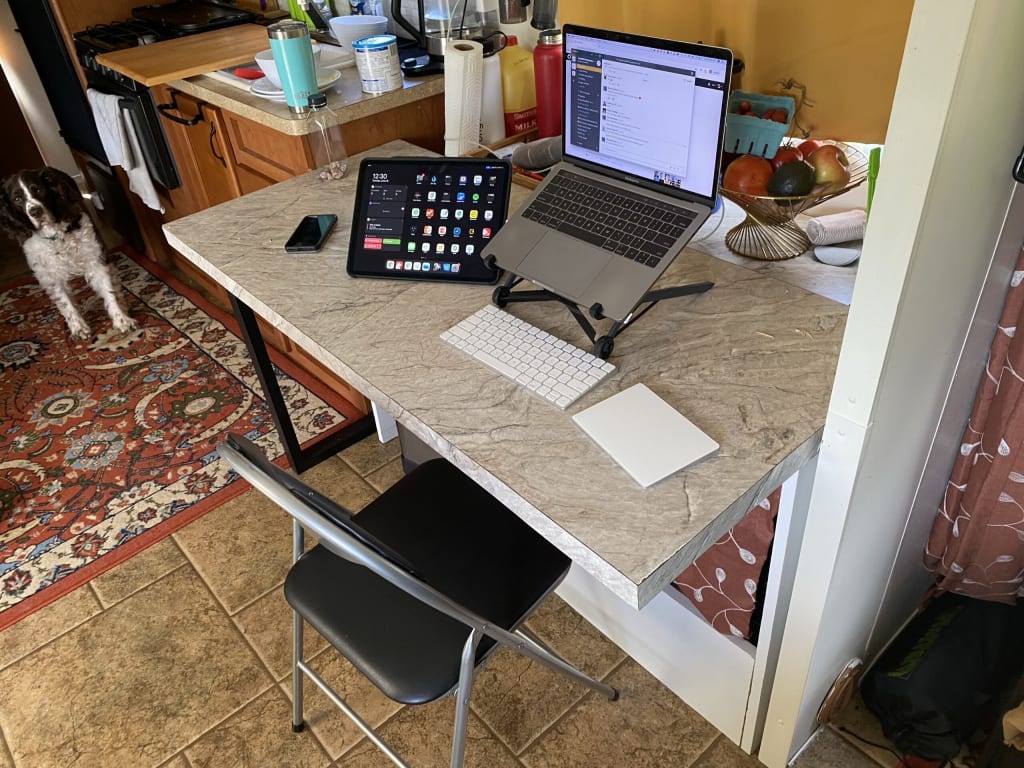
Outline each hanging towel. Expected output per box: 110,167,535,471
86,89,131,167
86,88,164,213
120,109,164,213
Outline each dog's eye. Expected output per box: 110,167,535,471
11,192,23,202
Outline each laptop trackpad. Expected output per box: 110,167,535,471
519,236,608,297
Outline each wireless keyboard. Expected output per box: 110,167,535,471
441,305,616,410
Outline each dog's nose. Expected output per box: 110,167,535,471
27,205,43,218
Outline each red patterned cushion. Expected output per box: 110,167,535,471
671,487,780,640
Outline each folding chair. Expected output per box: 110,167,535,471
217,433,618,768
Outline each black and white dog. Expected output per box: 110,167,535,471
0,167,135,339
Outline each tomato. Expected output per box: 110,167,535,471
797,139,823,157
770,146,803,171
722,155,773,195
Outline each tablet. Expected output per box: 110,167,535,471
347,156,513,284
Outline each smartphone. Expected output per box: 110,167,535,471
284,214,338,253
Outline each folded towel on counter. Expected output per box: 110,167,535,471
86,88,164,213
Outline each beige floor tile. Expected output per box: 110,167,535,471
691,735,765,767
0,567,271,768
337,699,520,768
280,647,403,760
472,595,626,754
0,732,13,768
157,755,190,768
173,457,375,616
525,594,628,678
339,435,402,478
790,726,885,768
364,457,406,493
302,454,381,513
520,659,719,768
233,586,328,681
830,692,901,767
90,537,189,607
185,687,331,768
470,645,600,755
173,487,296,614
0,582,102,670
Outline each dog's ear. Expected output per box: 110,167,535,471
0,180,32,243
44,168,85,220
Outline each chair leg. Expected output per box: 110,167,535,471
292,610,305,732
450,630,481,768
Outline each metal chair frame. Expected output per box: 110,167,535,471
218,437,618,768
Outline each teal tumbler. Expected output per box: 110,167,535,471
268,20,318,115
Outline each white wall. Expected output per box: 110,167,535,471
0,0,79,178
759,1,1024,764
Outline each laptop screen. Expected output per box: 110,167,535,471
562,26,732,203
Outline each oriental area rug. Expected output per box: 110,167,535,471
0,252,359,630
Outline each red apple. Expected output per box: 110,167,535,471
805,145,851,192
769,145,804,171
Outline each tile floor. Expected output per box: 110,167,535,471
0,432,898,768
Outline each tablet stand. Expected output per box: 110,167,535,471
490,272,714,359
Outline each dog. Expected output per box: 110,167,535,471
0,167,136,339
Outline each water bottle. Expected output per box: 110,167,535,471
268,20,318,115
305,92,348,179
533,28,562,138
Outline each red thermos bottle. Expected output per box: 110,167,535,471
534,29,564,138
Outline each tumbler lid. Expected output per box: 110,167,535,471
268,19,310,40
538,29,562,45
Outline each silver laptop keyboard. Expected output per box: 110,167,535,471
441,305,616,410
521,169,698,268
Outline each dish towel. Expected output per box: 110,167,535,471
86,88,164,213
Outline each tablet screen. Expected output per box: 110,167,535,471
347,157,513,284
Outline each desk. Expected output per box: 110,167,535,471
163,140,848,757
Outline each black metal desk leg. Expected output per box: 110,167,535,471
229,295,375,473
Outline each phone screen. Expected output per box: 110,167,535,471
285,214,337,253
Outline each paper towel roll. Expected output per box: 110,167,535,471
480,54,506,147
804,209,867,246
444,40,483,156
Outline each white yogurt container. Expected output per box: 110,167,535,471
353,34,403,94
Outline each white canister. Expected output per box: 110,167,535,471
353,34,403,94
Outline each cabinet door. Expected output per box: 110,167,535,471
152,85,241,218
222,110,314,187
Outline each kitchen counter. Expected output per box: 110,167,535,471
170,65,443,137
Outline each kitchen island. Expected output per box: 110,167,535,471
163,139,850,760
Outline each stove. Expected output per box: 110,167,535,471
71,1,258,190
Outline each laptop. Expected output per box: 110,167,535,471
485,25,733,322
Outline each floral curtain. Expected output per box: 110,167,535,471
924,247,1024,603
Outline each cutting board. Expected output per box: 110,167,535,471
95,24,272,87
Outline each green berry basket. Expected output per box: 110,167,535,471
717,141,869,261
724,91,796,160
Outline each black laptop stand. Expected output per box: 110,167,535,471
489,271,714,360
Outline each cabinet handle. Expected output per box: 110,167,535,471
209,123,226,167
156,92,206,126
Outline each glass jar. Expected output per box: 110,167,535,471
305,92,348,180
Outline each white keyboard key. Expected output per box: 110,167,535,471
442,305,616,410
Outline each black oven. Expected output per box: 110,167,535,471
72,3,258,191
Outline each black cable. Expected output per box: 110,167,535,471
835,726,905,763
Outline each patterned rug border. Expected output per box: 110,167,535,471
0,248,364,632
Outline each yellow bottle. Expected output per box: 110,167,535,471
498,36,537,136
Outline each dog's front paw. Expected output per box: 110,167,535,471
66,316,92,339
113,315,138,333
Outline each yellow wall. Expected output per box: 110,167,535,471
559,0,913,143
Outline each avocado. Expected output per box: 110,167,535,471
767,160,816,197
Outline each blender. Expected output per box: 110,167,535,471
392,0,500,73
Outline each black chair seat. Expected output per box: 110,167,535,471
284,458,570,705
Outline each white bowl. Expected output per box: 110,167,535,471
328,15,388,51
254,44,323,88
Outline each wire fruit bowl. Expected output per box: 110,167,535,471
717,142,869,261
